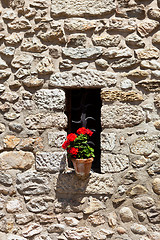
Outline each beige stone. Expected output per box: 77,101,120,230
37,57,54,74
21,37,47,53
152,31,160,44
124,69,149,78
83,197,105,214
135,48,159,59
101,90,143,102
0,151,34,170
137,80,160,91
0,123,6,133
6,199,23,213
127,185,148,196
8,17,32,30
3,135,20,149
152,178,160,195
22,76,44,88
137,20,159,37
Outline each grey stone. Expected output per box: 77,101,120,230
0,47,15,57
131,223,147,235
101,153,129,173
92,33,121,47
120,79,133,90
15,213,34,225
34,89,65,111
36,152,67,173
16,171,51,195
0,172,12,186
49,70,117,88
147,206,160,223
8,17,32,30
56,172,114,195
62,47,102,59
9,123,23,133
48,131,67,148
27,198,48,213
119,207,133,222
108,18,136,32
133,196,154,209
103,47,132,59
51,0,116,17
64,18,96,32
126,33,145,48
111,57,139,69
101,132,116,151
48,224,65,233
130,137,155,155
25,112,67,130
6,198,23,213
101,103,145,128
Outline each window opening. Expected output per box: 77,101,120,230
65,88,102,173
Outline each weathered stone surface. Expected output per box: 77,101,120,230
101,153,129,173
137,80,160,91
130,137,155,155
101,132,116,151
15,213,34,225
25,112,67,130
22,76,44,88
101,90,143,102
49,70,117,88
147,162,160,175
36,152,66,173
56,172,114,195
111,58,139,69
7,234,27,240
141,59,160,70
136,48,159,59
22,223,43,238
0,58,8,69
15,68,30,79
0,172,12,186
2,9,16,20
154,120,160,130
48,131,67,148
62,47,102,59
6,199,23,213
103,47,132,59
0,70,11,80
0,151,34,170
95,59,109,69
83,197,105,214
64,18,96,32
133,196,154,209
37,57,54,74
3,135,20,149
0,123,5,133
16,171,51,195
0,84,5,93
101,103,145,128
11,54,33,68
48,224,65,233
126,33,145,48
59,59,73,70
38,24,65,43
4,112,20,121
148,8,160,20
49,46,61,58
88,213,106,226
64,217,79,227
51,0,116,17
137,20,159,37
92,32,121,47
34,89,65,111
0,91,19,102
8,17,32,30
94,229,114,239
21,37,47,53
17,137,43,152
0,47,15,57
120,79,133,90
108,18,136,32
132,156,148,168
30,0,48,8
64,227,91,240
152,31,160,44
152,178,160,195
147,206,160,223
5,33,23,46
67,34,86,47
131,223,147,235
152,70,160,78
27,198,48,213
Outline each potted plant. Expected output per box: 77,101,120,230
62,127,95,178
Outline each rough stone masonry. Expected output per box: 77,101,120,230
0,0,160,239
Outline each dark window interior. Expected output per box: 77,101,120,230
65,88,102,173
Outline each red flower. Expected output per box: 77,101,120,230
67,133,77,142
62,140,70,149
77,127,87,135
86,129,93,136
68,147,78,155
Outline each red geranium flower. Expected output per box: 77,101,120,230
62,140,70,149
67,133,77,142
86,129,93,136
68,147,78,155
77,127,87,135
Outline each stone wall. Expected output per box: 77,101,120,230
0,0,160,239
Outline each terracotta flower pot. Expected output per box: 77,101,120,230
71,157,94,179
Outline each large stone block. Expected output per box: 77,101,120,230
51,0,116,17
56,172,114,195
62,47,103,59
34,89,65,111
64,18,96,32
101,153,129,173
92,33,121,47
101,132,116,151
101,90,143,102
137,80,160,91
48,130,67,148
0,151,34,170
101,103,145,128
49,70,117,88
36,152,67,173
16,171,51,195
25,112,67,130
130,137,155,156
